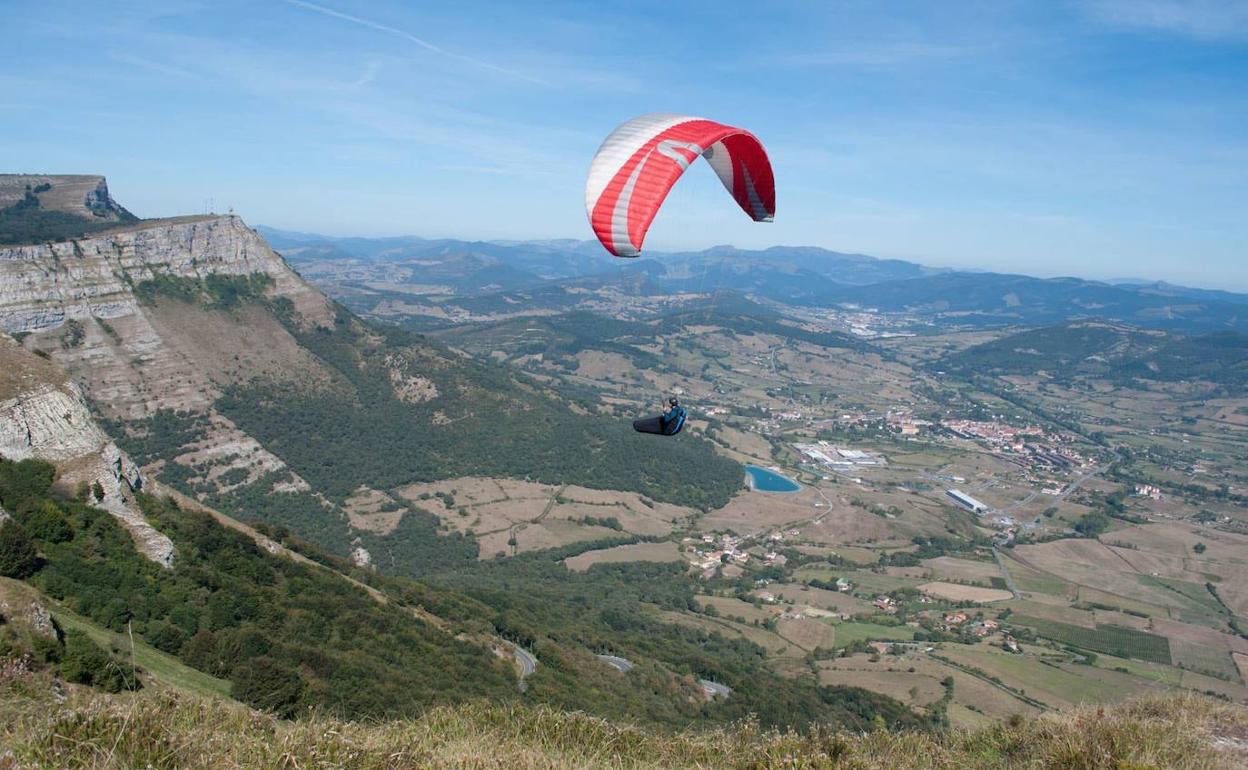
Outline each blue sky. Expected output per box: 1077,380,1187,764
2,0,1246,288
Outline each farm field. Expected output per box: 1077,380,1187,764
937,646,1162,709
776,617,837,651
695,595,779,624
657,610,802,658
817,652,1040,727
918,581,1013,603
827,620,918,647
770,583,876,616
396,477,689,557
1010,615,1173,664
923,556,1005,586
563,541,683,571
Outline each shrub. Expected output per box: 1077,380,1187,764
230,656,304,718
0,520,40,578
59,631,139,692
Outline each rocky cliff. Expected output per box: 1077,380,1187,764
0,206,335,503
0,336,173,565
0,174,133,222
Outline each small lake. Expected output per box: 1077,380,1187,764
745,465,801,493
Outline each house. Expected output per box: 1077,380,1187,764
757,591,777,604
944,612,968,625
873,596,897,613
983,618,1000,631
835,577,852,592
868,641,893,655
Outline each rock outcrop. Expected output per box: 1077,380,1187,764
0,207,333,499
0,337,173,566
0,212,331,334
0,174,133,222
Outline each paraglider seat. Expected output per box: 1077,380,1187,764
633,405,687,436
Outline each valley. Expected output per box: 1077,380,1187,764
268,226,1248,728
1,176,1246,739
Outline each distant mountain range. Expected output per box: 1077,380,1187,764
258,227,1248,332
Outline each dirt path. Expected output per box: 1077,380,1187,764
992,546,1022,599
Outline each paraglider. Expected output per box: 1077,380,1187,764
588,114,774,435
585,113,775,258
632,397,687,436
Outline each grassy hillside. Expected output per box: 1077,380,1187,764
0,457,518,717
1,456,927,732
214,311,744,509
106,279,743,572
2,682,1245,769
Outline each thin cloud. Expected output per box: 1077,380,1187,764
775,42,987,68
108,51,205,80
284,0,546,85
1083,0,1248,40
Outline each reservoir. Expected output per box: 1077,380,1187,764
745,465,801,493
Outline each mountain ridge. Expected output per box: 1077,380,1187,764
261,227,1248,332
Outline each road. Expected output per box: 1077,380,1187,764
1056,464,1109,503
597,654,633,673
992,546,1021,599
699,679,732,698
506,641,537,679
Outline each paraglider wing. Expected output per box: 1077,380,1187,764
585,113,775,257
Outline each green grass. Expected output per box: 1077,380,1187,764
829,620,917,647
843,571,924,594
50,610,230,699
1141,576,1229,627
1092,653,1185,686
1170,640,1239,681
943,648,1144,705
1011,615,1172,665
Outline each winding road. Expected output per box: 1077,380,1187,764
597,654,633,673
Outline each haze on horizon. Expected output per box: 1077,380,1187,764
1,0,1246,289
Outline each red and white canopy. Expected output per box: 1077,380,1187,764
585,113,775,257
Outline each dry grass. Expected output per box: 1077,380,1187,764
563,542,683,572
918,582,1014,604
2,673,1246,769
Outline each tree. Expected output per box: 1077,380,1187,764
21,501,73,543
230,657,304,718
1194,542,1207,554
0,520,39,578
59,632,138,692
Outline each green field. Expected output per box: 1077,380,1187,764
51,609,231,699
1141,576,1229,628
830,621,918,647
1012,615,1172,665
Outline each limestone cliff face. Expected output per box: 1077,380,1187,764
0,338,173,566
0,212,332,499
0,213,330,334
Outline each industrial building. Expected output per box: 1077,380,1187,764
946,489,989,514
